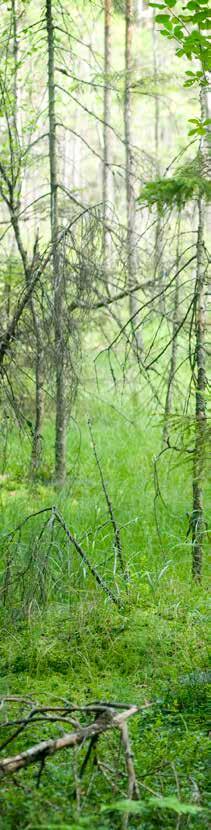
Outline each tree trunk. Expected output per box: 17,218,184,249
46,0,66,484
133,0,151,28
192,196,207,580
11,0,45,473
124,0,144,356
103,0,113,284
30,303,45,474
152,10,164,311
191,88,209,581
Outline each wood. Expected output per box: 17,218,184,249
0,706,138,777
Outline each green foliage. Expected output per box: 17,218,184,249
151,0,211,72
138,158,211,210
103,795,203,814
150,0,211,137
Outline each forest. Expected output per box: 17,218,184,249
0,0,210,828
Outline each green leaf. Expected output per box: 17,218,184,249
192,10,211,21
149,796,202,815
155,13,173,28
173,25,184,40
102,797,202,816
188,126,207,135
187,1,200,8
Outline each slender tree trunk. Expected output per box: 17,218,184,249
30,302,44,473
133,0,142,26
152,10,164,311
133,0,150,27
192,196,207,580
192,88,208,580
103,0,113,283
162,214,180,445
11,0,45,473
124,0,144,355
46,0,66,484
11,0,19,140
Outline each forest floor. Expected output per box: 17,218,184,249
0,393,209,830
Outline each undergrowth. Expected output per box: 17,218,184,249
0,394,209,829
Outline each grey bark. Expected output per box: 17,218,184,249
103,0,113,280
192,88,209,580
133,0,151,27
11,0,44,473
152,10,163,310
192,196,207,580
29,247,45,475
46,0,66,484
124,0,144,355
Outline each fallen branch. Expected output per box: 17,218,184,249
0,705,138,778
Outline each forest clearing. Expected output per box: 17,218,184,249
0,1,210,828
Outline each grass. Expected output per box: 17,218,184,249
0,387,209,830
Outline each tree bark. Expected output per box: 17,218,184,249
133,0,151,28
124,0,144,355
192,196,207,580
103,0,113,283
46,0,66,484
192,88,209,580
11,0,45,473
12,0,45,473
152,10,164,311
30,299,45,474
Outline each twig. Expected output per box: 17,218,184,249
79,735,99,779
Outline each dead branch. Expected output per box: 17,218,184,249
54,509,122,606
0,706,138,778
